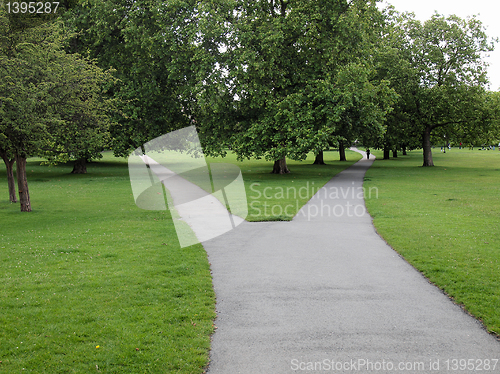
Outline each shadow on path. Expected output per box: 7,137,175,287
203,149,500,373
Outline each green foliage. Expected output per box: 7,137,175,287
454,90,500,147
1,8,116,211
372,44,420,152
60,1,498,168
333,63,396,148
0,11,115,161
65,0,213,156
198,0,394,165
377,8,497,165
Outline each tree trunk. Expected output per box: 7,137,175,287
383,147,390,160
1,151,17,203
15,154,32,212
71,158,87,174
271,157,290,174
338,140,346,161
422,126,434,167
313,151,326,165
392,149,398,158
402,145,407,155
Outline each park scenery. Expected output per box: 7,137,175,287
1,1,500,373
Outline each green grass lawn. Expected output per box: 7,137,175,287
364,148,500,337
0,150,357,373
0,154,215,373
5,146,497,371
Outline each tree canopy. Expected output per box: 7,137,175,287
0,9,115,211
65,0,215,157
197,0,395,173
378,9,496,166
2,0,499,212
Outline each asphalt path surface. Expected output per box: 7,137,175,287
203,150,500,373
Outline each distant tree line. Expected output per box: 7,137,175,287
1,0,499,211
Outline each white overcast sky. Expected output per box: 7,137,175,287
378,0,500,90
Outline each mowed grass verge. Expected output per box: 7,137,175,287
0,150,359,372
364,149,500,337
0,154,215,373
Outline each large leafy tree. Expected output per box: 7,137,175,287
0,12,115,211
198,0,394,173
0,10,16,202
451,90,500,148
306,62,395,164
384,10,496,166
372,45,421,159
0,1,104,205
330,63,395,162
64,0,216,157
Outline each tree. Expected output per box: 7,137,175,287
384,10,496,166
308,62,396,164
372,45,421,159
452,90,500,147
0,1,102,204
64,0,213,157
198,0,393,173
38,57,116,174
0,13,114,211
0,143,16,203
331,63,395,161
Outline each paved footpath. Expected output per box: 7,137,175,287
203,150,500,373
